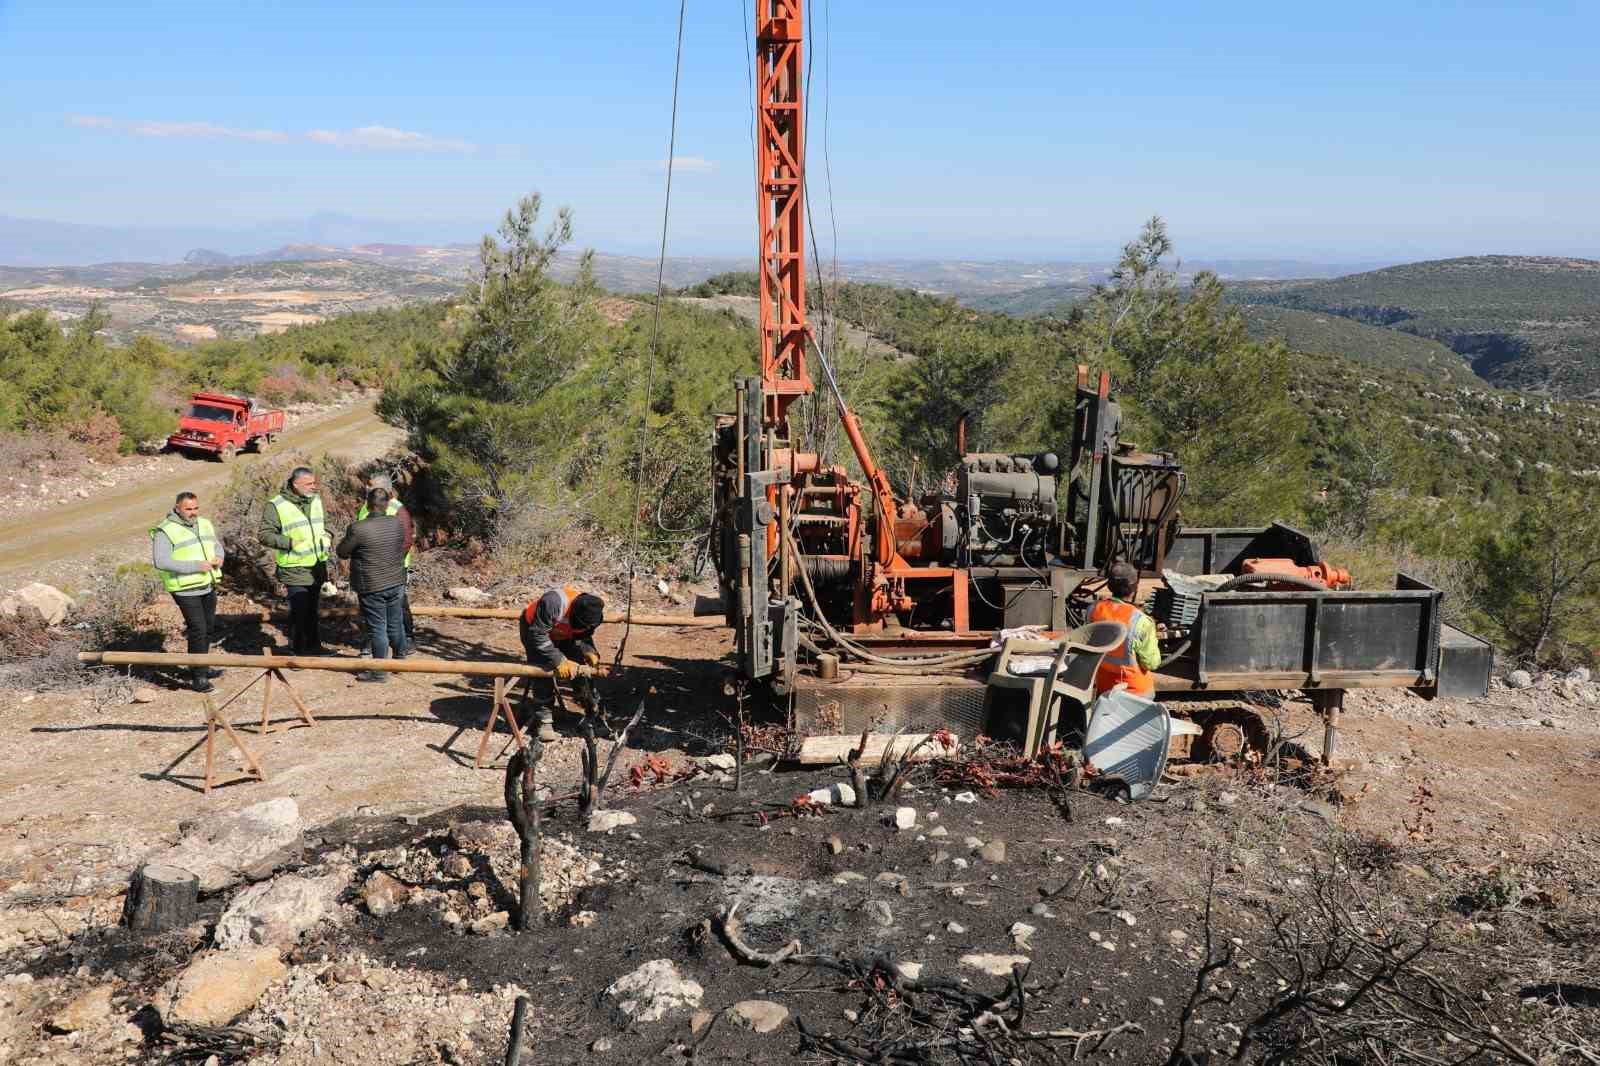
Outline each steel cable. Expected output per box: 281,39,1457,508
618,0,689,668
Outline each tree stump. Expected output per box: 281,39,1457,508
125,864,200,932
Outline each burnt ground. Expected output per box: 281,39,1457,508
3,607,1600,1063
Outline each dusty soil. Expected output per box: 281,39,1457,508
0,398,403,590
3,605,1600,1063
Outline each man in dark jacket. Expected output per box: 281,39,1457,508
336,488,414,682
519,587,604,740
258,467,332,655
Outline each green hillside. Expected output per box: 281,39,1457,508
963,283,1091,317
1238,304,1478,385
1231,256,1600,396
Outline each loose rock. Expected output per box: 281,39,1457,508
469,912,510,936
887,806,917,831
588,810,638,833
979,840,1007,864
362,871,409,917
153,797,303,892
214,867,350,950
729,999,789,1034
169,948,288,1026
604,959,704,1024
1505,669,1533,690
444,586,491,605
959,953,1031,977
806,783,857,806
131,687,159,704
0,582,74,625
48,985,113,1033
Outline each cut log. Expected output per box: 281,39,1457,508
794,732,958,767
125,863,199,932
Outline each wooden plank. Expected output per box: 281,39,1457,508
794,732,958,766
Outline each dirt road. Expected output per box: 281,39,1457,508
0,402,402,590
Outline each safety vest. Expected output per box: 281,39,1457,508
150,516,220,594
269,493,328,569
1091,597,1155,697
356,496,412,569
521,585,584,639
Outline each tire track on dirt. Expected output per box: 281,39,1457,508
0,402,403,588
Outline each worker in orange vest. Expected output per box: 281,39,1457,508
1090,561,1160,698
519,586,606,741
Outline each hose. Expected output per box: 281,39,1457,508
1212,573,1328,593
785,536,995,668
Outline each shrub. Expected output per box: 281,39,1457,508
63,408,125,462
81,563,166,652
0,428,87,478
0,607,56,663
255,365,333,407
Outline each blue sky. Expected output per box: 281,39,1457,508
2,1,1598,260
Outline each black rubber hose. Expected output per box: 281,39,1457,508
1212,573,1328,593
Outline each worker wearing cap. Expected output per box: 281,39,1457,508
150,491,225,693
519,587,605,741
258,466,332,655
1090,561,1159,698
356,473,415,653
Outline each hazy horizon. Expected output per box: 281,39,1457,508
5,3,1600,266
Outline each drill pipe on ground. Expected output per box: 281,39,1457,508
76,651,600,679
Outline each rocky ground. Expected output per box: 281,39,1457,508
2,606,1599,1064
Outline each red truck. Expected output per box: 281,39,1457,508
165,391,285,462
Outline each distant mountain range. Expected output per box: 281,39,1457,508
0,213,483,268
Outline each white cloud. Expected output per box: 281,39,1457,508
306,125,476,154
69,115,476,154
657,155,717,174
70,114,290,143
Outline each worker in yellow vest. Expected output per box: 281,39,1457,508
257,466,332,655
151,491,226,692
356,473,415,653
519,586,606,741
1090,561,1160,698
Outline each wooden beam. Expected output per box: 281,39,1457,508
793,732,957,767
216,606,723,627
77,651,597,680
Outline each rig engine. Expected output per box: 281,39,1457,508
943,452,1059,569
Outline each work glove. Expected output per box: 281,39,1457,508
555,659,580,681
583,651,601,668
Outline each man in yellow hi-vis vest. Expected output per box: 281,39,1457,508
356,473,415,654
258,466,332,655
151,491,225,692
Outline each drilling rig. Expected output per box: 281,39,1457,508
711,1,1490,756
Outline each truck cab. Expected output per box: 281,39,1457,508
166,391,284,462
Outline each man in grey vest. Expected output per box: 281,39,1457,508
337,487,414,682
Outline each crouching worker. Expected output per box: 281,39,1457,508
150,491,225,693
1090,561,1159,698
518,586,605,741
